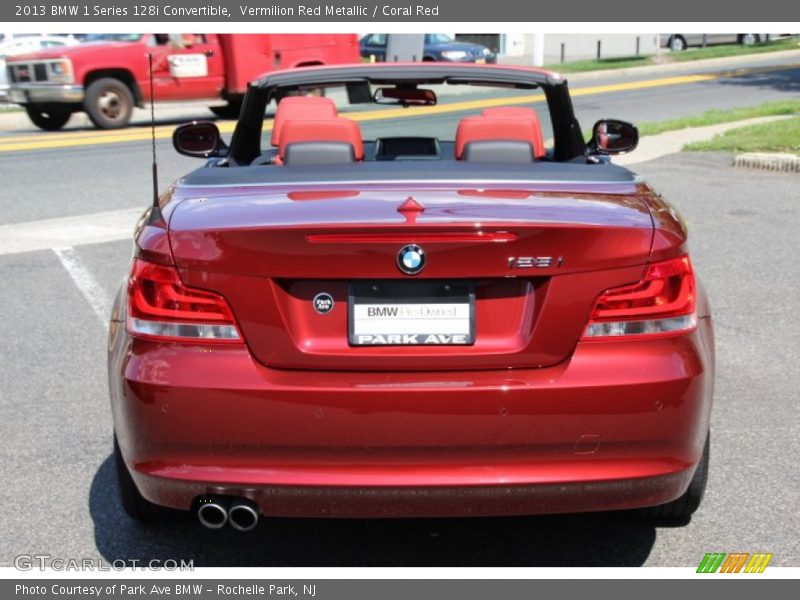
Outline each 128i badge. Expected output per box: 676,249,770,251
312,292,334,314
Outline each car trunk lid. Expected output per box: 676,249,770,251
168,184,653,371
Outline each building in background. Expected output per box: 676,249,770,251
455,34,660,65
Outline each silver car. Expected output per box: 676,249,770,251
660,33,764,52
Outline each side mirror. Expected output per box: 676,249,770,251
172,121,227,158
589,119,639,155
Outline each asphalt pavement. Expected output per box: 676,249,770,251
0,54,798,568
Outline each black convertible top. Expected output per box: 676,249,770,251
255,63,563,90
178,161,639,189
229,63,588,165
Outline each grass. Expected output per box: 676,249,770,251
549,37,799,74
547,55,651,73
636,100,800,136
669,38,800,62
684,116,800,155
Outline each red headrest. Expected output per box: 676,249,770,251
278,117,364,161
455,114,545,159
271,96,337,146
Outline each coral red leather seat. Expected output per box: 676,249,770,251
278,117,364,165
455,114,546,162
271,96,338,146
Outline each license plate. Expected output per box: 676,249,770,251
475,58,487,64
349,281,475,346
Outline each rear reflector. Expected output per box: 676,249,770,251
582,255,696,339
126,259,241,343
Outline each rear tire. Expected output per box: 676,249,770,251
25,105,71,130
641,432,709,521
114,433,170,522
84,77,134,129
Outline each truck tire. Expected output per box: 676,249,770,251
209,101,242,120
25,105,72,131
84,77,134,129
640,432,709,521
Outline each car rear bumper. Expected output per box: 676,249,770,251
8,83,84,104
109,317,714,517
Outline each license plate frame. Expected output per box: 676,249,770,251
348,281,475,346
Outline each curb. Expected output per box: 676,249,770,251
734,152,800,173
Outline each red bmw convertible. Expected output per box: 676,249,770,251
108,63,714,531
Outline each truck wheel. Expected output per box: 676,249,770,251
25,106,72,131
114,433,170,522
640,432,709,521
84,77,134,129
209,101,242,119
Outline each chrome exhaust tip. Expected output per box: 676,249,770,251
196,499,228,529
228,499,259,532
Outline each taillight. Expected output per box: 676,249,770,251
582,255,697,339
126,259,241,343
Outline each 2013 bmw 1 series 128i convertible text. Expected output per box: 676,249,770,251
108,63,714,531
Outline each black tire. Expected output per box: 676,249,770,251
84,77,134,129
641,433,709,521
668,36,687,51
114,433,170,522
209,101,242,120
25,105,71,130
739,34,760,45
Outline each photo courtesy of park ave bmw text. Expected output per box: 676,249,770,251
0,0,797,594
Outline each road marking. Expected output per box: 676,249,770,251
0,207,143,256
1,63,796,153
53,246,112,330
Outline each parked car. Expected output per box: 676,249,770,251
661,33,764,51
109,62,714,529
5,33,360,130
360,33,496,63
0,34,79,100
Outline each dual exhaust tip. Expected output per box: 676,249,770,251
196,496,259,532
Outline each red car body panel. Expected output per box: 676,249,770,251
109,179,715,518
109,319,713,517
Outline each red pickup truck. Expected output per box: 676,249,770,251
5,33,360,130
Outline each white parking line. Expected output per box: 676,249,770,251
0,207,143,256
52,246,112,331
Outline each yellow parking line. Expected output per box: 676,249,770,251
0,64,795,154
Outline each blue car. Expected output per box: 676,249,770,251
360,33,497,63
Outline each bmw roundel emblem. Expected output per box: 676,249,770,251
397,244,425,275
